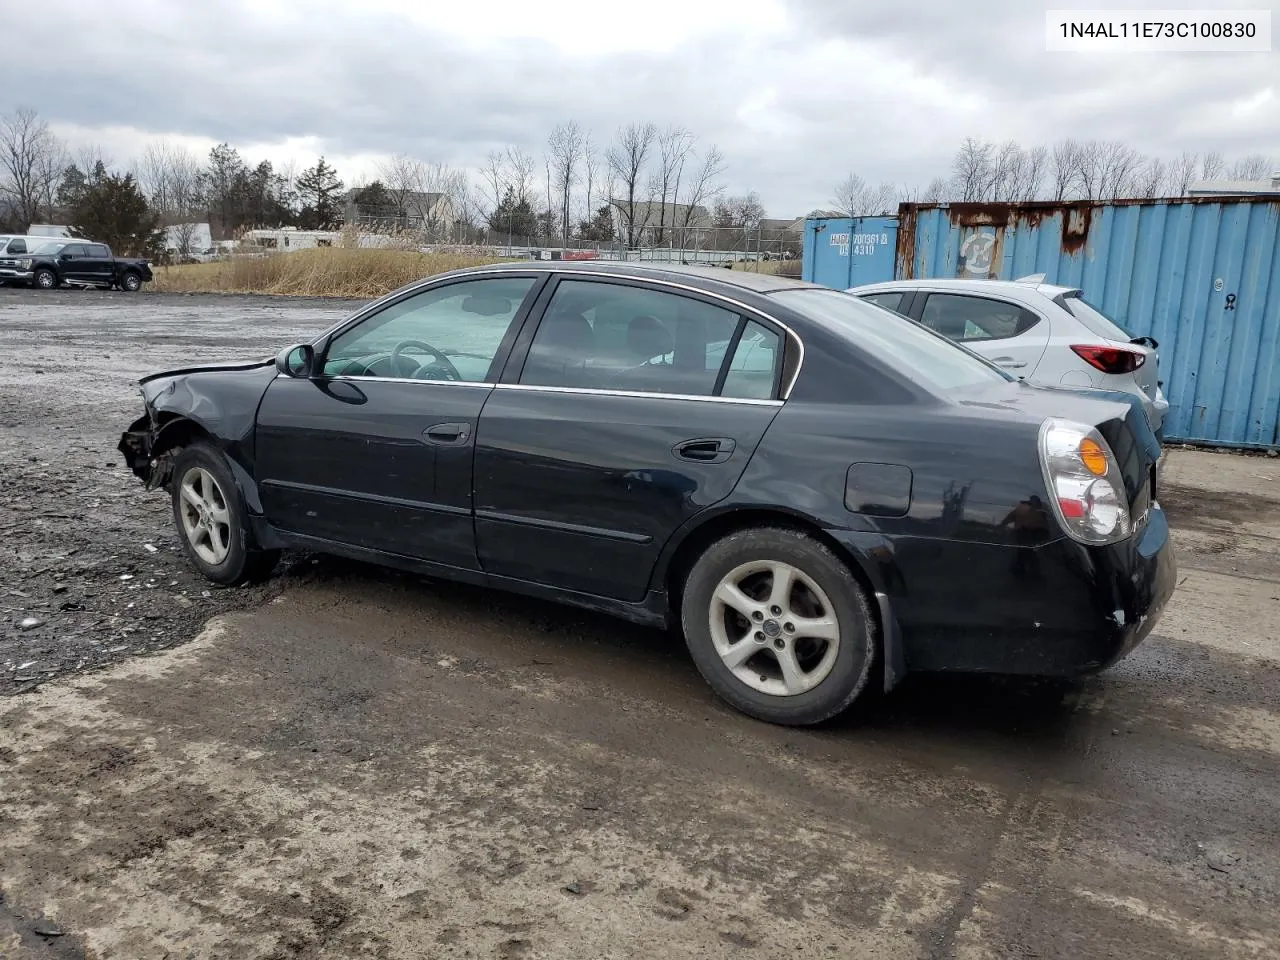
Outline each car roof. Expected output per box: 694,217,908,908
450,259,819,295
851,277,1080,299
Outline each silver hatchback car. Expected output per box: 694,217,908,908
848,276,1170,437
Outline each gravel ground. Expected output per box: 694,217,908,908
0,288,363,693
1,286,1278,959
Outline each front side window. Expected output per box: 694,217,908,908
323,276,537,381
920,293,1039,342
519,279,749,397
7,239,27,255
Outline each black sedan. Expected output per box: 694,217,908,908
119,263,1176,725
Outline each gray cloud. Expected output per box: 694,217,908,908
4,0,1276,216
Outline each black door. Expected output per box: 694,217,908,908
254,274,542,569
84,243,115,285
58,244,92,282
473,276,787,601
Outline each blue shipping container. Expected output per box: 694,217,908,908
801,217,898,290
802,200,1280,449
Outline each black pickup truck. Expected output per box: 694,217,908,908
0,240,154,292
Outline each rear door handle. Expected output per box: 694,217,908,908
992,357,1027,369
422,422,470,445
673,437,736,463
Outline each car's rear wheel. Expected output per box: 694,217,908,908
170,441,279,585
120,271,142,292
34,268,56,289
680,527,877,725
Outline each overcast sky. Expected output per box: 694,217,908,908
4,0,1277,215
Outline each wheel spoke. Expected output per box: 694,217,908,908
767,562,795,611
722,639,759,669
208,502,230,525
714,581,757,619
776,647,807,695
791,615,839,642
180,482,203,511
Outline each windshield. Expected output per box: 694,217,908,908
32,242,67,255
771,288,1012,390
1060,294,1134,342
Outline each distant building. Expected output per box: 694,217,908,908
162,222,213,260
27,224,74,238
343,187,458,238
1187,173,1280,197
608,200,713,246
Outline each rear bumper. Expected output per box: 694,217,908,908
850,504,1177,677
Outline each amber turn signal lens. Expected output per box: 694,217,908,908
1079,437,1108,476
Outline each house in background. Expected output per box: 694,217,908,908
608,200,713,247
343,187,458,238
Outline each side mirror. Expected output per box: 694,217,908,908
276,343,315,378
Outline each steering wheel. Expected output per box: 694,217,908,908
390,339,462,381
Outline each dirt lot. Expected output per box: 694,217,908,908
1,287,1278,959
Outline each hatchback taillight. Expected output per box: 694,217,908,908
1071,344,1145,374
1038,418,1131,545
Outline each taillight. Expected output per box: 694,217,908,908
1038,418,1131,545
1071,344,1145,374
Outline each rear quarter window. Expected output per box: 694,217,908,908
771,288,1012,392
1060,295,1134,342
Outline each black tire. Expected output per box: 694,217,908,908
170,441,279,586
680,527,877,726
33,268,57,290
119,271,142,292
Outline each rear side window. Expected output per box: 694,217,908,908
88,244,110,257
920,293,1040,342
859,291,906,314
1060,294,1134,342
519,279,746,398
771,288,1011,391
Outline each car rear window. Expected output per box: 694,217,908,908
1060,294,1134,342
771,288,1012,390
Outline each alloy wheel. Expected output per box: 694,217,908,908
708,560,841,696
178,467,232,565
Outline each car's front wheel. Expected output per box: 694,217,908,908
119,271,142,292
33,268,57,290
170,441,279,585
680,527,877,725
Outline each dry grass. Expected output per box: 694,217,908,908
150,248,507,298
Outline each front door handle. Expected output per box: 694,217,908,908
423,422,470,445
992,357,1027,369
673,437,736,464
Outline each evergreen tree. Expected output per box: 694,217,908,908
296,156,344,230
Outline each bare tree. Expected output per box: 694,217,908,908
581,134,599,235
1200,151,1225,180
1133,157,1168,199
650,125,694,246
1050,139,1082,201
831,172,897,215
547,121,585,247
674,144,726,250
0,107,66,226
1228,153,1275,181
950,137,995,202
1167,151,1199,196
607,122,657,248
379,153,470,241
137,139,205,258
